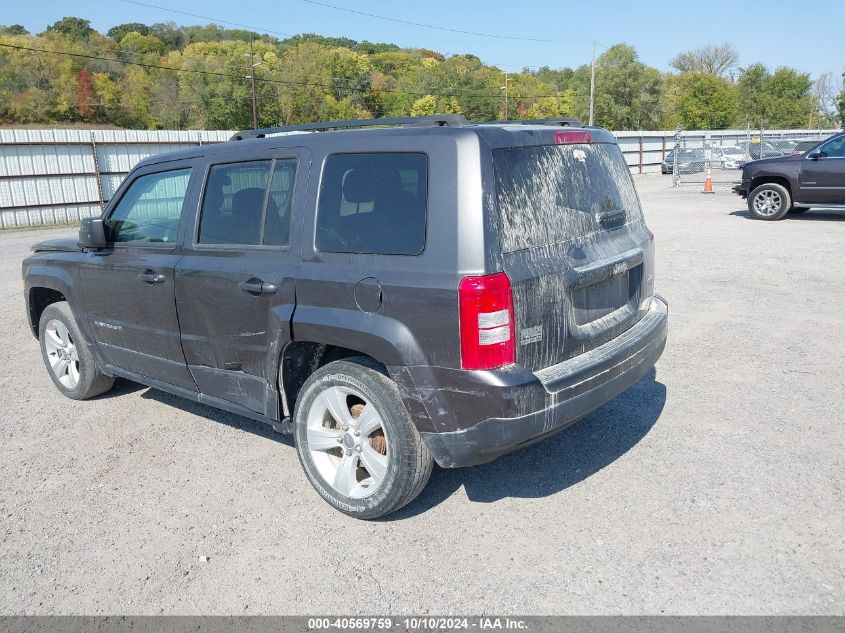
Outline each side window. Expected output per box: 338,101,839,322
316,153,427,255
107,168,191,244
198,161,271,245
818,136,845,158
198,159,296,246
264,160,297,247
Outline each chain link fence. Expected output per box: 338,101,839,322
667,127,839,188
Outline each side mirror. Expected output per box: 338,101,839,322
78,217,107,249
807,151,821,160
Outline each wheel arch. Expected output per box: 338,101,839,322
749,175,793,198
25,265,76,338
28,287,68,337
278,342,388,419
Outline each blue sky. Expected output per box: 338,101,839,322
4,0,841,79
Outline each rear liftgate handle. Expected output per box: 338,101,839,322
239,279,278,296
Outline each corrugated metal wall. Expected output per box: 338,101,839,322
0,127,836,229
0,129,232,229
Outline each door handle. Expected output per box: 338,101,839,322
239,279,278,295
138,270,166,284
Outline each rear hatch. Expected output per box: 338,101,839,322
489,133,654,372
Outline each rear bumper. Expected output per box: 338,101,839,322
413,295,669,468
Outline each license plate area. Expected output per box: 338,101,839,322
565,249,644,342
571,264,642,326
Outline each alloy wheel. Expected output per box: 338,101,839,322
753,190,782,217
305,385,389,499
44,319,80,389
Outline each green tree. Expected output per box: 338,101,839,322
665,72,736,129
573,44,663,129
523,91,577,119
736,63,814,128
44,17,95,40
119,32,164,55
149,22,185,51
770,68,815,127
107,23,149,41
1,24,30,35
531,66,575,92
410,94,437,116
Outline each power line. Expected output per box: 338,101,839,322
116,0,592,78
298,0,594,44
121,0,598,46
0,42,566,100
119,0,294,38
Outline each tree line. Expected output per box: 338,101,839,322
1,17,842,131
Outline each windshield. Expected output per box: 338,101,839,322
493,143,643,252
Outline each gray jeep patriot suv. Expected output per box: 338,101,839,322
22,115,668,518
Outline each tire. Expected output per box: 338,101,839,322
748,183,791,221
38,301,114,400
293,357,433,519
790,207,809,214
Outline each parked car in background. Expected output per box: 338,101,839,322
22,115,668,518
661,148,706,174
711,145,746,169
795,139,826,154
770,139,800,155
737,140,784,160
733,131,845,220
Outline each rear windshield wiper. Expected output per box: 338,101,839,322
595,209,626,226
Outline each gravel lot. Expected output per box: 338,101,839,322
1,175,843,615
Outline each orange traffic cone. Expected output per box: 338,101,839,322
702,164,714,194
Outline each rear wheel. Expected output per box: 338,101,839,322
39,302,114,400
748,183,791,221
293,358,433,519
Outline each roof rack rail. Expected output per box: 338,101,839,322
492,117,585,127
229,114,470,141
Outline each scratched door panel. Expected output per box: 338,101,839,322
175,149,309,415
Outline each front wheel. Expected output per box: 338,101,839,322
293,358,433,519
748,183,791,220
38,301,114,400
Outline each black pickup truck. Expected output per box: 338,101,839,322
734,131,845,220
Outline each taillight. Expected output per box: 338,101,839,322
458,272,515,370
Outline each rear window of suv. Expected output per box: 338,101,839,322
493,143,642,252
316,153,427,255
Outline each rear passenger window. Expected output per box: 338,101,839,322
198,159,296,247
316,153,427,255
264,160,297,247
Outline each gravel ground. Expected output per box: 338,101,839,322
0,175,843,615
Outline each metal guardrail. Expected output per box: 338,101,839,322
0,127,840,229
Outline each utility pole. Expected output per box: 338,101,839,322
503,71,509,120
249,37,258,129
589,41,596,126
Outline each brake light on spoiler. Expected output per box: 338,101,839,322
555,130,592,144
